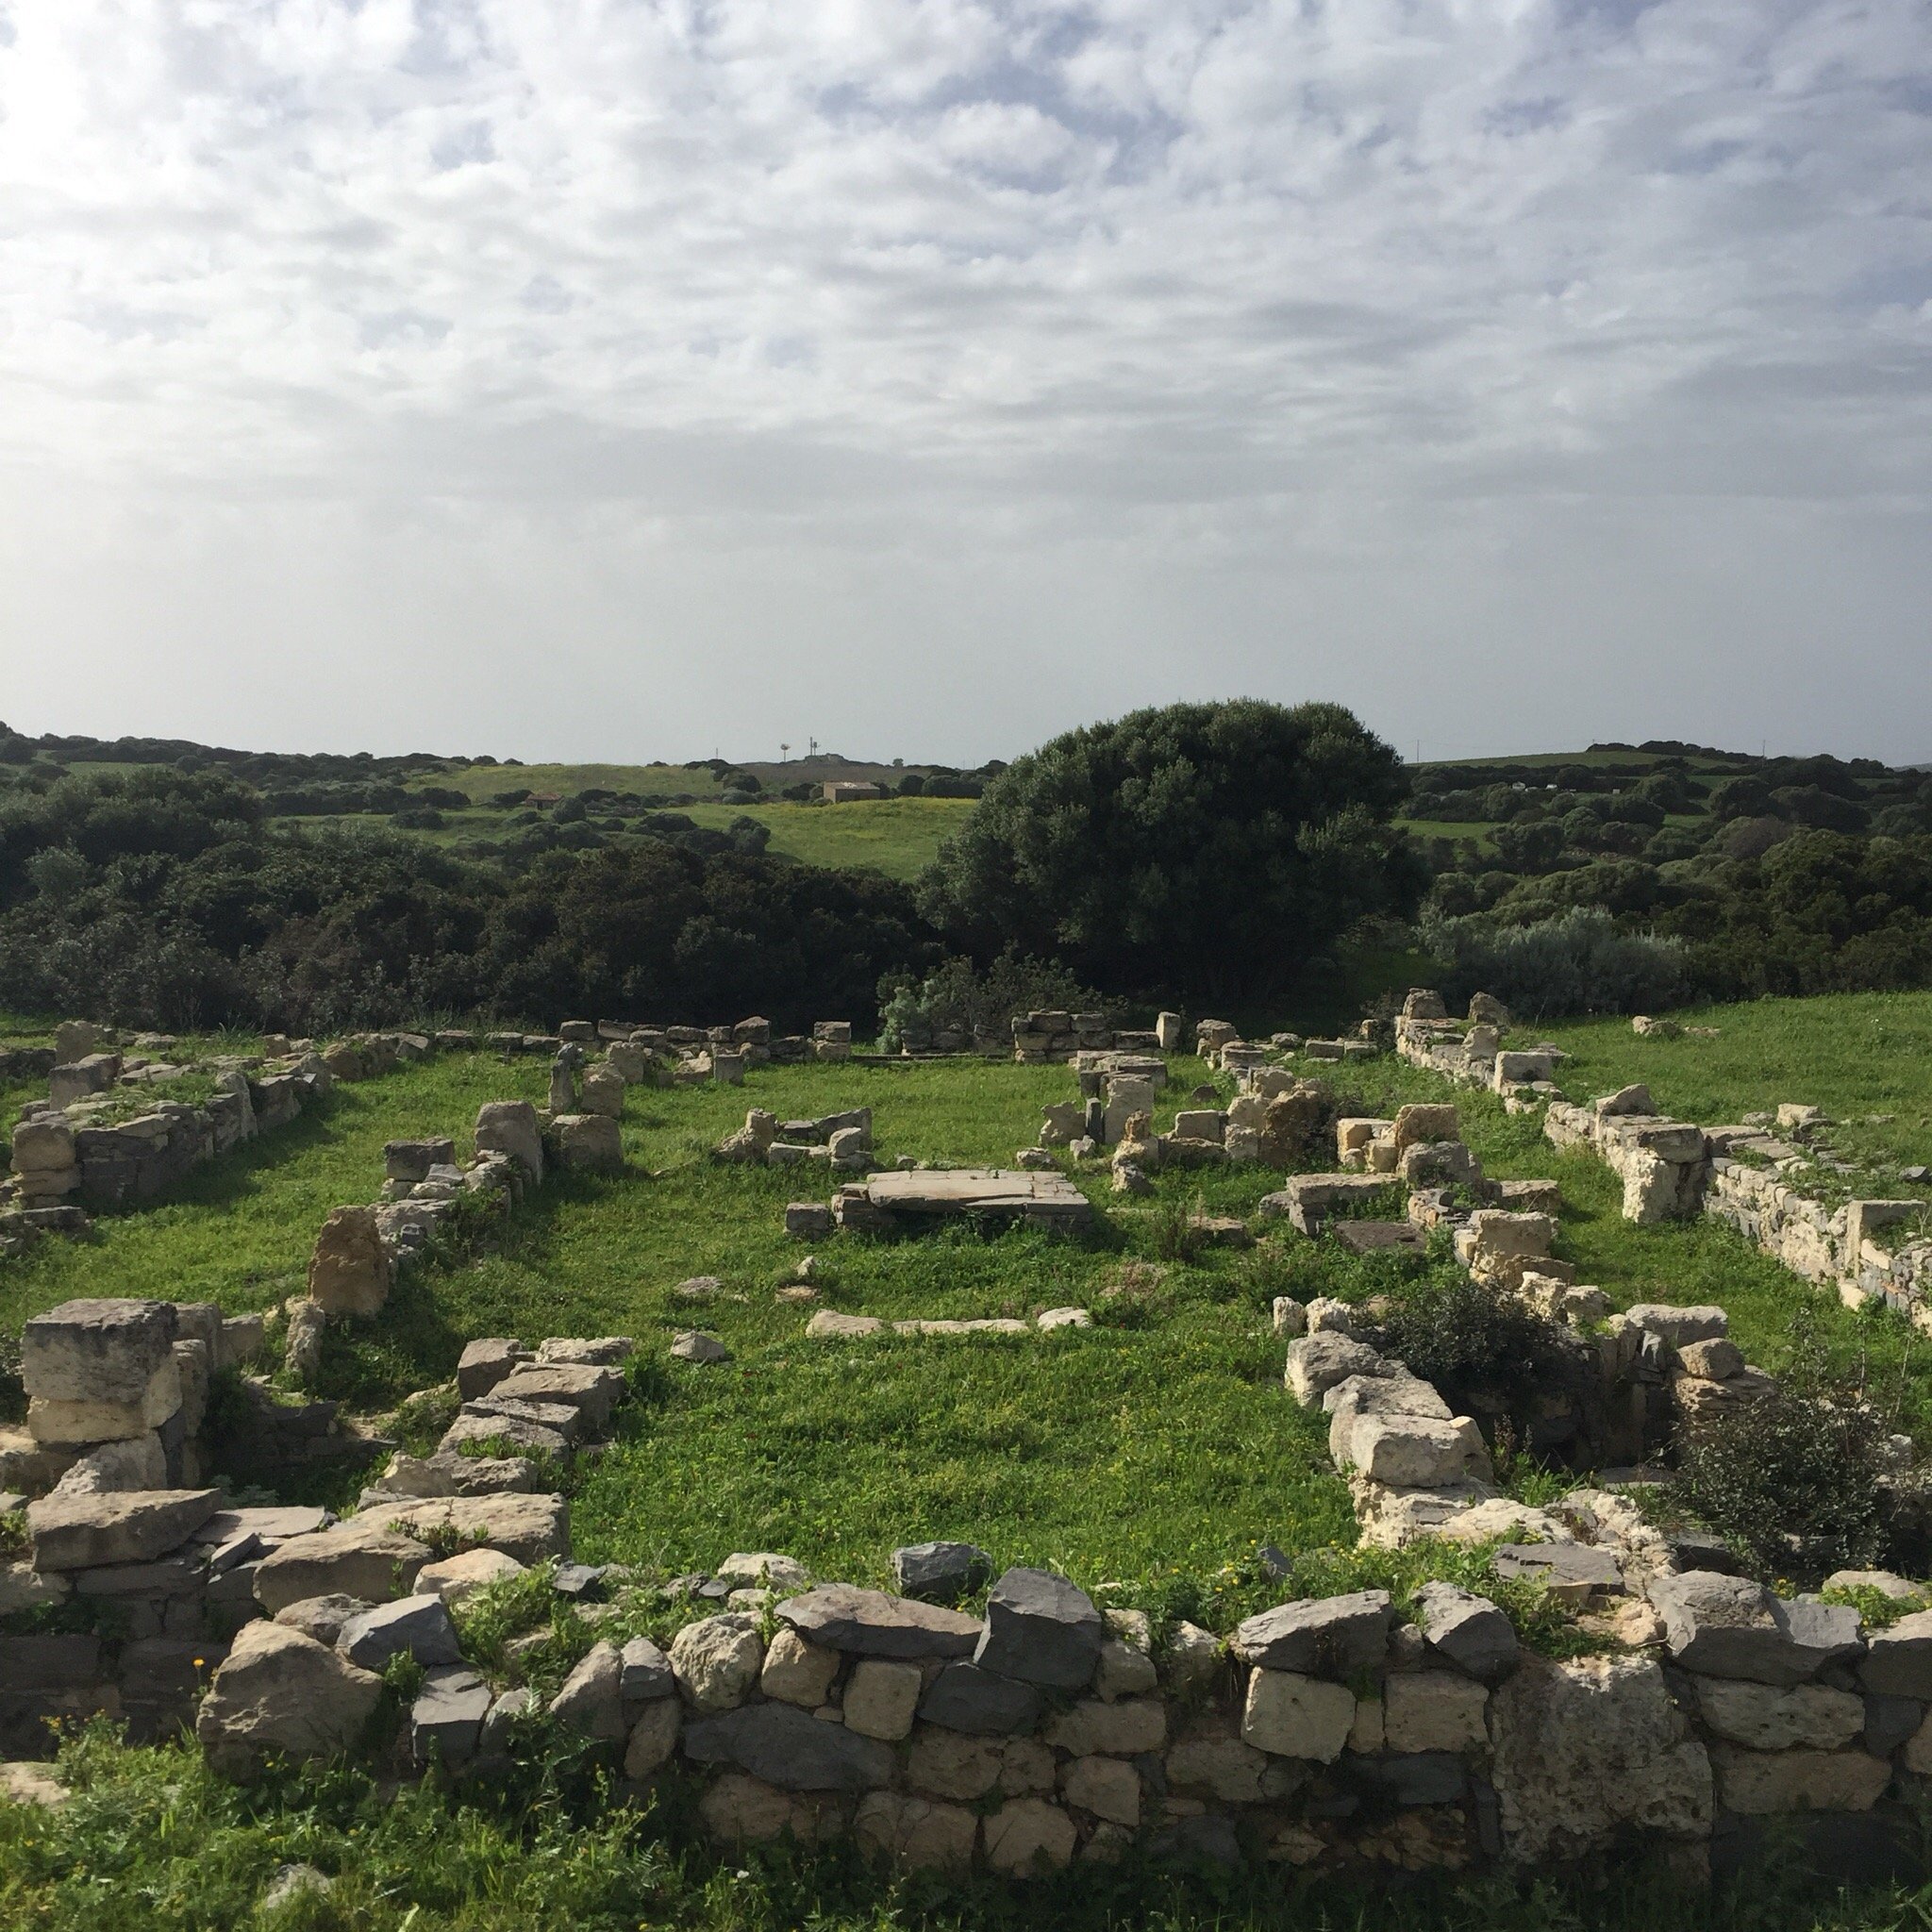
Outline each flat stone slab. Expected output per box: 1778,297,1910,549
861,1169,1094,1228
26,1488,219,1573
779,1584,983,1658
1491,1543,1625,1602
1331,1221,1424,1256
188,1507,330,1547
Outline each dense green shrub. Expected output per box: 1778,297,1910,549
1418,908,1690,1018
919,700,1424,1003
1356,1276,1573,1422
875,948,1115,1052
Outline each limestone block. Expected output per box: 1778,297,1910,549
853,1790,977,1869
306,1207,391,1320
1692,1678,1864,1751
624,1696,683,1778
252,1521,433,1615
475,1101,543,1180
413,1547,525,1606
1384,1671,1489,1752
1042,1697,1165,1756
1713,1745,1890,1814
982,1797,1075,1874
22,1298,182,1443
549,1641,627,1740
784,1583,982,1658
194,1621,383,1779
1487,1655,1712,1860
759,1626,841,1707
1241,1670,1354,1760
26,1487,218,1571
1342,1412,1491,1488
1391,1104,1459,1155
670,1614,765,1712
579,1065,625,1119
1166,1730,1268,1803
552,1113,623,1174
843,1659,923,1740
1062,1753,1139,1826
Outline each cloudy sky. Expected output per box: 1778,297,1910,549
1,0,1928,767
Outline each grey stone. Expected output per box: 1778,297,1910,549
411,1665,491,1767
1415,1581,1519,1681
1283,1333,1396,1407
973,1568,1104,1690
1860,1611,1932,1698
456,1339,531,1400
274,1594,375,1647
338,1594,461,1671
550,1641,626,1740
1862,1694,1924,1757
26,1488,218,1572
892,1541,992,1605
1649,1571,1833,1686
1491,1544,1625,1602
620,1636,676,1707
918,1661,1044,1734
682,1700,896,1791
1232,1591,1392,1675
779,1584,982,1659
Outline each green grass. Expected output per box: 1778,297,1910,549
413,761,737,802
676,796,974,879
1514,992,1932,1178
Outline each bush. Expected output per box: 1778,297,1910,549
1676,1384,1921,1585
876,948,1115,1052
918,699,1424,1003
1417,907,1690,1018
1356,1276,1573,1424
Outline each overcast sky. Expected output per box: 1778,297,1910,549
2,0,1928,768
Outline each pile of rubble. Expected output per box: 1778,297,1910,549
714,1107,875,1171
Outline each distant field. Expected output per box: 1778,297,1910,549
412,761,733,801
1420,748,1737,773
1395,816,1500,851
681,796,973,879
1517,992,1932,1178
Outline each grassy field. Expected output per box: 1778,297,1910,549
412,761,736,801
1514,992,1932,1180
678,796,973,879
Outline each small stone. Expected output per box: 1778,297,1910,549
670,1331,731,1363
759,1626,841,1707
891,1541,992,1605
1232,1591,1392,1674
411,1665,491,1768
715,1551,812,1591
624,1696,683,1778
1241,1670,1355,1761
982,1797,1076,1874
1063,1754,1140,1826
414,1548,525,1605
670,1615,764,1712
1383,1672,1489,1752
843,1659,923,1740
549,1641,626,1740
781,1584,982,1658
1414,1581,1519,1681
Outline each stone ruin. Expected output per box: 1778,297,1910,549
1010,1011,1161,1063
714,1107,875,1172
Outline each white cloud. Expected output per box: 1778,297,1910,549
0,0,1927,763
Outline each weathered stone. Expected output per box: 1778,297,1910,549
615,1635,675,1708
917,1661,1042,1734
375,1493,569,1566
698,1772,845,1846
1491,1543,1625,1606
1063,1753,1140,1826
1693,1678,1865,1751
194,1622,383,1778
1488,1654,1712,1860
456,1339,531,1400
253,1521,432,1615
550,1641,627,1740
844,1659,923,1740
982,1797,1075,1874
1414,1581,1519,1681
1624,1304,1727,1346
852,1790,978,1869
973,1568,1103,1689
1232,1590,1392,1674
1283,1333,1396,1407
410,1665,491,1768
1860,1610,1932,1698
618,1695,680,1779
1341,1412,1491,1488
306,1206,391,1320
891,1541,991,1604
1166,1731,1269,1803
475,1101,543,1180
339,1594,461,1671
491,1363,624,1432
26,1488,217,1572
781,1584,982,1659
1042,1696,1166,1756
759,1625,841,1707
551,1113,623,1174
1677,1338,1744,1379
50,1432,167,1495
1712,1745,1890,1814
684,1700,895,1791
273,1594,374,1647
670,1615,764,1712
1241,1670,1355,1760
21,1298,180,1444
1648,1571,1847,1685
1384,1672,1488,1752
413,1547,525,1605
670,1330,730,1363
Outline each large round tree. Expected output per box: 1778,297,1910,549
917,699,1423,1002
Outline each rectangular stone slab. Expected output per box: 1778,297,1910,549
27,1488,219,1572
862,1169,1094,1226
